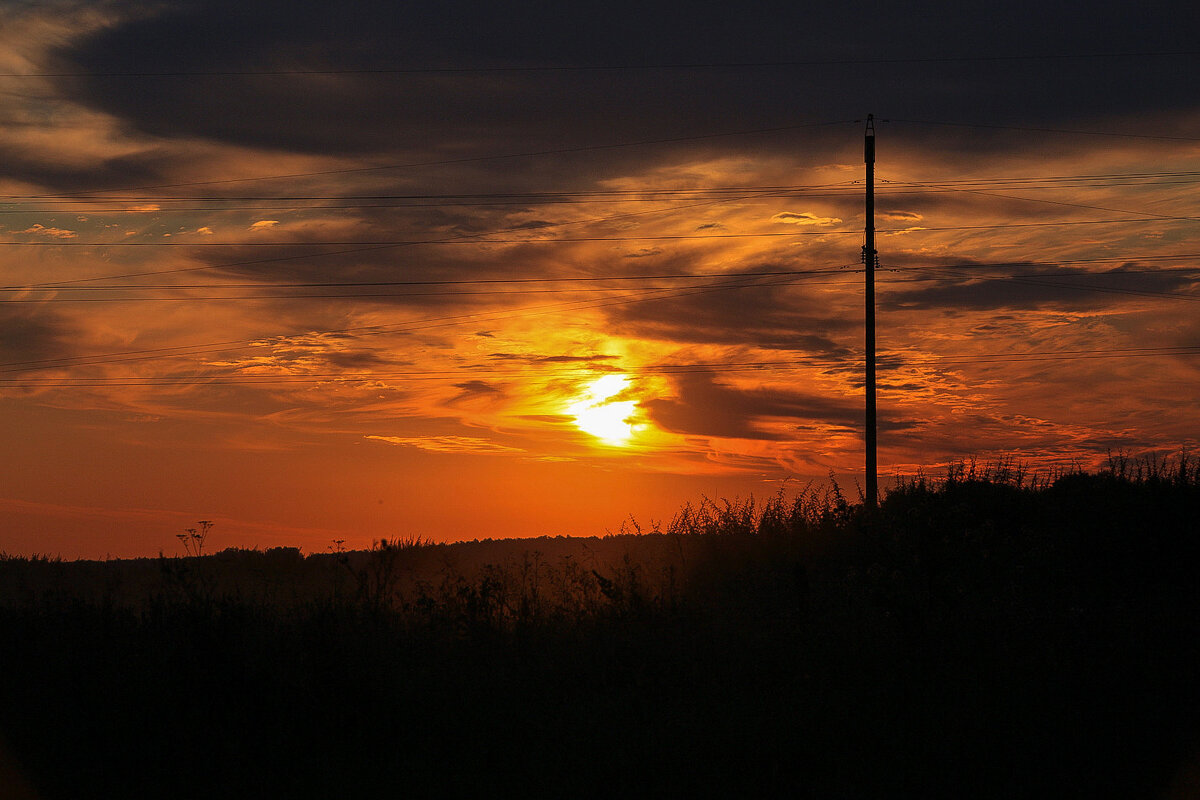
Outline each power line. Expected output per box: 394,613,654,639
887,253,1200,270
0,273,811,373
8,183,823,288
8,275,1197,305
895,345,1200,367
10,267,856,292
0,279,860,303
881,178,1195,223
3,216,1198,253
5,50,1196,78
6,169,1196,206
1,182,860,202
15,120,855,197
10,257,1199,305
8,252,1199,307
878,169,1200,187
20,254,1198,292
890,118,1200,142
6,346,1199,389
4,261,1198,377
0,232,864,246
902,264,1200,303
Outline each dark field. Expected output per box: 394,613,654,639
2,457,1199,798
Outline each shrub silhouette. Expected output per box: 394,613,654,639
1,453,1197,798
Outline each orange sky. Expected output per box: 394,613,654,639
0,2,1197,558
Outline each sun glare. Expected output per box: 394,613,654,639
567,374,637,445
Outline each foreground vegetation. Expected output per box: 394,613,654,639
2,455,1199,798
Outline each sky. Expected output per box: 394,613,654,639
0,0,1198,558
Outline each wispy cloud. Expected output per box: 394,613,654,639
366,435,524,454
881,210,924,222
771,211,842,226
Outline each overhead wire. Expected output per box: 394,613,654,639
7,119,856,197
4,254,1198,378
6,345,1199,388
6,260,1199,303
5,49,1197,78
880,177,1199,223
2,110,1196,394
873,259,1200,306
0,271,819,373
12,253,1198,292
889,118,1200,142
3,170,1196,214
6,179,860,289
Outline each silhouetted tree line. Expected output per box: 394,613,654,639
1,454,1197,798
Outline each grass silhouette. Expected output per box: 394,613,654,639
1,453,1197,798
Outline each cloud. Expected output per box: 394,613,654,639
19,224,77,239
623,248,663,258
366,434,524,454
880,263,1200,312
881,210,923,222
487,352,620,365
603,277,858,351
0,306,81,369
445,381,505,405
322,349,394,369
644,371,861,441
771,211,842,226
32,0,1199,191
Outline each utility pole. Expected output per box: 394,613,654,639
863,115,878,508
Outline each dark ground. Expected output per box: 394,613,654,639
2,461,1199,798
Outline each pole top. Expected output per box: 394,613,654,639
864,113,875,164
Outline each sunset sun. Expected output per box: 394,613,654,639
567,374,638,445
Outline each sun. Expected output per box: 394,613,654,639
567,374,637,445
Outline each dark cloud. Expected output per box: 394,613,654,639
623,248,663,259
445,380,504,405
322,349,394,369
453,380,501,394
183,203,713,291
604,277,859,352
880,263,1200,312
0,306,80,368
0,145,178,194
645,370,862,440
44,0,1199,176
486,353,620,364
876,410,1096,454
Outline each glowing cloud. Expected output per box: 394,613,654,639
567,375,637,446
19,224,76,239
366,435,524,454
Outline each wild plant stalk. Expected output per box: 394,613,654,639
176,520,213,557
